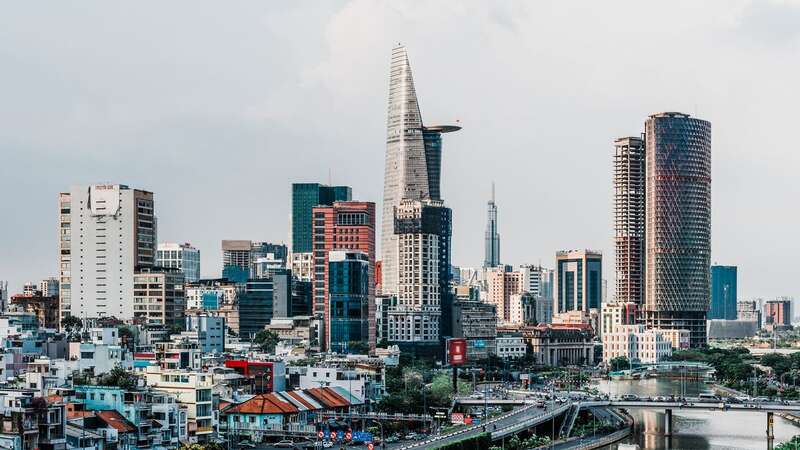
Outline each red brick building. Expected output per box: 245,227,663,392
311,201,375,351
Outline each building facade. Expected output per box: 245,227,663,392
59,184,156,323
311,201,375,351
764,298,792,329
602,324,672,364
614,136,646,309
133,268,186,327
328,251,370,353
157,242,200,283
291,183,352,254
486,266,524,326
554,250,602,315
709,265,737,320
524,324,595,367
387,199,450,344
451,295,497,361
737,300,762,328
643,112,712,347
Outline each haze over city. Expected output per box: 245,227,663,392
2,0,799,299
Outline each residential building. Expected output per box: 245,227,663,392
58,184,156,323
290,253,314,282
710,265,737,320
652,328,691,350
524,324,595,367
10,293,60,329
737,300,762,328
764,298,792,329
185,279,238,311
643,112,712,347
144,366,214,442
0,281,7,312
156,242,200,283
133,268,186,327
0,390,66,450
291,183,352,254
375,295,393,343
298,363,385,403
184,313,225,354
380,45,460,297
311,201,375,351
495,333,526,359
555,250,603,315
388,199,450,344
519,265,544,298
486,266,524,325
224,360,287,394
484,183,500,268
614,136,646,308
265,316,314,343
39,278,60,298
328,251,370,354
602,324,672,364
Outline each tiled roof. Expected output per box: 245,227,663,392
96,410,137,433
223,387,361,416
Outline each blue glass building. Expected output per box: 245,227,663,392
710,265,737,320
328,250,369,353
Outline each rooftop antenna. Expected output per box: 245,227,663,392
491,181,495,203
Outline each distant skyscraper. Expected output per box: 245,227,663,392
614,136,645,308
58,184,156,322
486,266,524,325
643,112,712,347
380,45,460,296
157,242,201,283
554,250,603,315
328,250,370,353
311,201,375,351
291,183,351,254
221,240,286,282
709,265,737,320
764,298,792,328
484,183,500,268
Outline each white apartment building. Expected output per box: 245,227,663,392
185,282,237,311
290,253,314,282
144,366,214,443
387,199,442,343
600,301,637,339
602,324,672,364
39,278,60,297
495,334,527,359
519,264,543,297
59,184,156,323
157,242,200,282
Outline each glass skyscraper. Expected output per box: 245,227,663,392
643,112,711,347
291,183,351,254
380,45,460,296
710,265,737,320
484,183,500,268
328,251,370,353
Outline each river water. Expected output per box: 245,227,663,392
594,378,799,450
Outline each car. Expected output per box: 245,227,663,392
654,396,667,402
405,433,417,440
384,436,399,443
621,394,639,401
322,441,334,448
536,400,546,408
274,441,296,448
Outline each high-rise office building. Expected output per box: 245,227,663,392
157,242,201,283
221,240,286,282
486,266,524,325
737,300,762,328
58,184,156,323
387,198,452,343
764,298,792,329
39,278,59,298
380,45,460,296
614,136,645,308
133,267,186,327
311,201,375,351
643,112,712,347
291,183,351,254
554,250,603,315
519,265,544,297
328,250,370,353
484,184,500,268
710,265,737,320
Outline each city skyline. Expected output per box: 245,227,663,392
2,2,799,303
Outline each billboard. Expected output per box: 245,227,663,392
448,338,467,366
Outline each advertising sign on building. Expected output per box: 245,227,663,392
448,338,467,366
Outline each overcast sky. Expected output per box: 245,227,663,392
2,1,799,301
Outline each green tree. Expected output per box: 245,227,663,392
609,356,630,371
97,366,139,390
776,435,800,450
252,329,281,353
62,315,82,332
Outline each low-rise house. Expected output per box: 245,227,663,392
143,366,214,443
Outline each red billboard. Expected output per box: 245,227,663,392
448,338,467,366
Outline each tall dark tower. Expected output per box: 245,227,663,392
614,136,645,308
